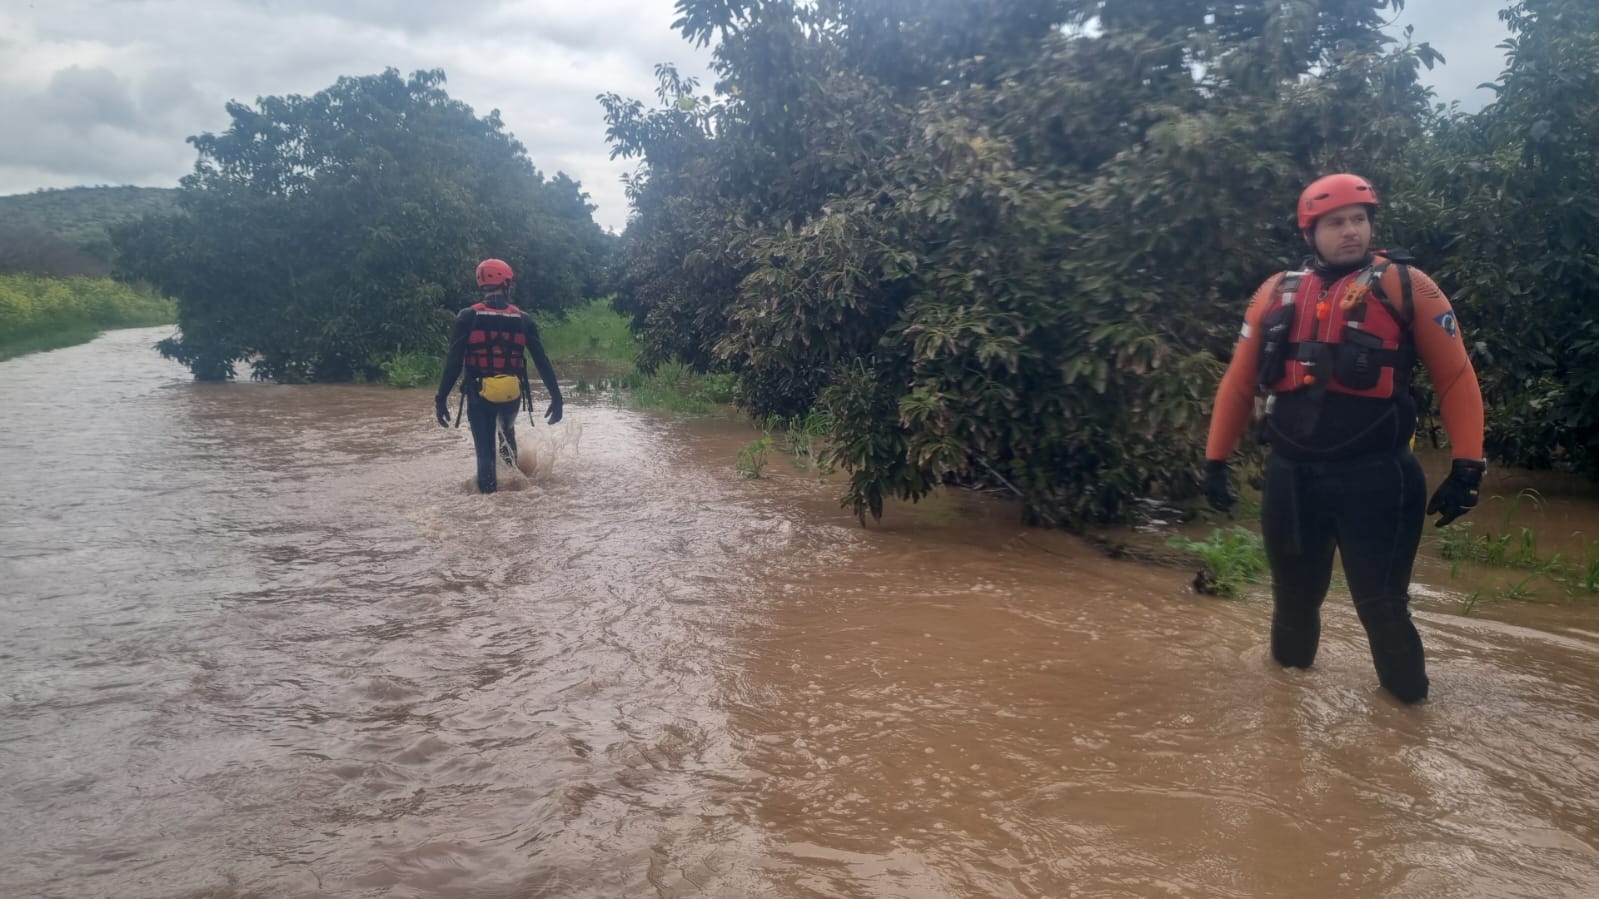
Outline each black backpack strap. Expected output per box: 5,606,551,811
1257,270,1306,391
1366,260,1414,327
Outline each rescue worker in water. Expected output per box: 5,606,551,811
434,258,563,494
1202,173,1487,704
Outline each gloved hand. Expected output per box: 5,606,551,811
1427,458,1486,527
434,394,451,428
543,393,563,425
1203,459,1236,512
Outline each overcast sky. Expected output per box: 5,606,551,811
0,0,1514,233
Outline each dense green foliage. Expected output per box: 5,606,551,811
1383,0,1599,477
604,0,1454,525
0,187,179,277
378,298,638,388
534,298,641,370
113,69,611,382
0,273,175,359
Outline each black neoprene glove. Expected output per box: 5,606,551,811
543,392,563,425
434,394,451,428
1203,459,1236,512
1427,458,1486,528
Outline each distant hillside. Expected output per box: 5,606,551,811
0,186,181,246
0,186,181,276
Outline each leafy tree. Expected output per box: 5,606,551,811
115,69,608,382
1384,0,1598,475
607,0,1447,525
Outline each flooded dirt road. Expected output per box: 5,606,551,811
3,328,1598,898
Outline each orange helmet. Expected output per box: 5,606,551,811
1297,173,1378,231
475,258,514,288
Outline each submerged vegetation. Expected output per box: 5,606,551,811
735,434,772,479
1167,528,1270,599
1167,501,1599,610
1437,489,1599,603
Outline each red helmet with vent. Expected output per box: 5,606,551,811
475,258,514,288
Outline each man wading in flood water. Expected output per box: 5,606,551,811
1201,173,1487,703
434,258,563,493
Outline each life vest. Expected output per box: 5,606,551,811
465,302,528,378
1256,254,1415,402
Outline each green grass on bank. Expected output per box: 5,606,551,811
0,273,175,360
1166,486,1599,611
379,352,446,389
382,298,640,389
622,361,739,413
566,364,740,413
1438,489,1599,608
536,298,639,370
386,299,741,417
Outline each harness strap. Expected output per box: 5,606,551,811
1291,342,1405,366
1366,261,1414,326
1280,271,1305,307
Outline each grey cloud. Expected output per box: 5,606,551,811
1,0,711,231
1392,0,1512,112
0,63,217,183
233,0,503,34
137,68,212,125
496,1,690,56
2,0,1512,234
28,0,504,41
0,118,187,183
45,66,142,131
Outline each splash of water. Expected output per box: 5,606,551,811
516,420,583,482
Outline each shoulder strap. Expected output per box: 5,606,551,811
1278,269,1306,307
1367,261,1414,327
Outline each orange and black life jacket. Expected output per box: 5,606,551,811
464,302,528,378
1256,252,1416,403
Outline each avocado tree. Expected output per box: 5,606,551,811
606,0,1443,525
1384,0,1599,475
115,69,609,382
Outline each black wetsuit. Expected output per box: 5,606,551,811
437,300,561,494
1261,255,1428,702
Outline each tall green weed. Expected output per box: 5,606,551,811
0,274,174,359
534,298,639,370
1167,527,1269,599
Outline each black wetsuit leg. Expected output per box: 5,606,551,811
467,396,522,494
1263,449,1430,702
496,401,519,468
1331,451,1429,703
1262,453,1338,668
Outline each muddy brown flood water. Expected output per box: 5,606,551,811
2,328,1598,898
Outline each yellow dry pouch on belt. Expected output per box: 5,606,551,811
478,375,521,404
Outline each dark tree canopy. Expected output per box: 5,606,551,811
604,0,1513,525
115,69,609,382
